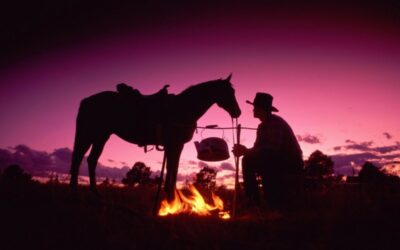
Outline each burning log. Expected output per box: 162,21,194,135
158,185,230,219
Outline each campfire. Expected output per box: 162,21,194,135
158,185,231,219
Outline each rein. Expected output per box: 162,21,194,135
231,118,241,217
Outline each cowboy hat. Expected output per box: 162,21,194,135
246,92,279,112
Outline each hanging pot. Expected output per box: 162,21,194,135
194,137,230,162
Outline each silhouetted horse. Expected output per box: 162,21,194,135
69,75,241,199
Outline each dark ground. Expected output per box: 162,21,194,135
1,181,400,250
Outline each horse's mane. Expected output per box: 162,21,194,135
178,79,233,98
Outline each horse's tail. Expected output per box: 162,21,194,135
73,98,92,147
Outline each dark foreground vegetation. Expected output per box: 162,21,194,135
1,178,400,250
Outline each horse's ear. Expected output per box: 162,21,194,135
225,73,232,82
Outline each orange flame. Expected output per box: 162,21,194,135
158,185,231,219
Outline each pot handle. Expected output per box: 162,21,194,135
201,124,223,139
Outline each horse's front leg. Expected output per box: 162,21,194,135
164,143,184,201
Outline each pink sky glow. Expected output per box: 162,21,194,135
1,2,400,185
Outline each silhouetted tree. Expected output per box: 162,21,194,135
100,177,111,187
359,162,400,193
1,164,32,183
47,173,60,185
194,166,217,190
216,184,228,194
122,162,152,187
304,150,334,178
359,162,386,183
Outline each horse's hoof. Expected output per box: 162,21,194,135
67,188,80,203
69,183,78,195
87,190,103,207
90,187,102,198
94,191,102,199
69,181,78,189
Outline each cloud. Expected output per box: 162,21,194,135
9,145,53,175
174,161,236,185
151,170,161,178
332,152,381,168
335,140,400,154
216,172,241,187
333,146,342,151
383,132,393,140
14,145,53,167
331,139,400,175
0,145,130,180
181,160,234,172
187,160,197,165
342,140,374,152
52,147,72,163
332,152,400,175
297,134,321,144
0,145,238,185
177,172,196,182
218,162,235,171
218,172,237,179
198,161,209,168
382,164,400,176
374,145,400,154
0,149,13,166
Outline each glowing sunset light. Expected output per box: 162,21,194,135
0,1,399,184
382,164,400,177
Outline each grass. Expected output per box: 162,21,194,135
1,181,400,250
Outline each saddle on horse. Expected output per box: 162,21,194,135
116,83,172,151
116,83,170,100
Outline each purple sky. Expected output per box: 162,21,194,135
1,1,400,183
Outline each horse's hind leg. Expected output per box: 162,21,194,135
164,144,184,201
70,136,91,189
87,136,109,192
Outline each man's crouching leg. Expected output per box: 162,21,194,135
242,155,260,207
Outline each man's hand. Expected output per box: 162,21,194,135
232,144,248,157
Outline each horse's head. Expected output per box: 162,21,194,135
215,74,241,118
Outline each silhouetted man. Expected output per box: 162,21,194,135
233,93,304,210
